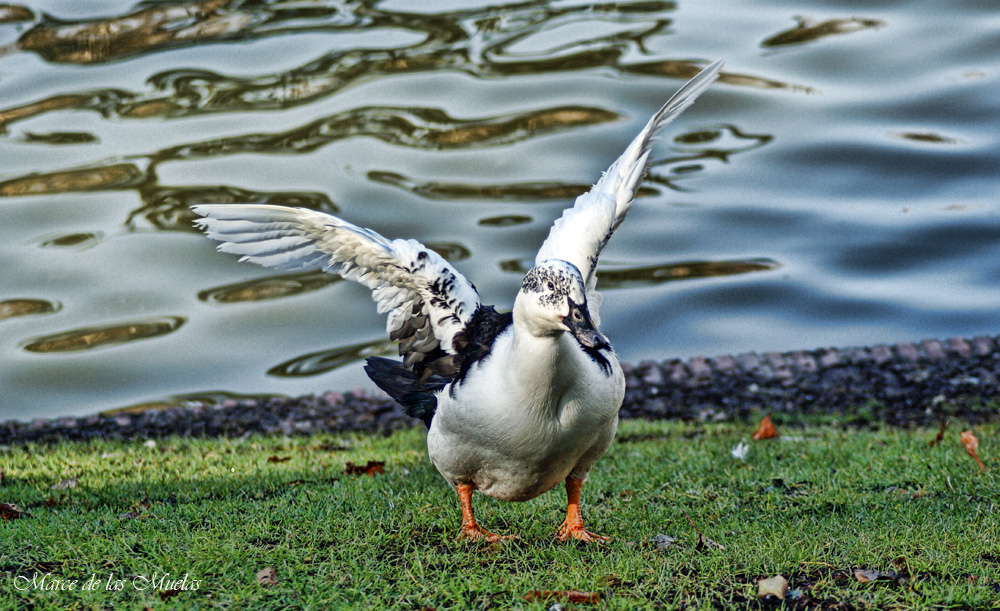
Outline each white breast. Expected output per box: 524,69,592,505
426,328,624,502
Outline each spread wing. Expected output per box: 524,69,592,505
533,59,724,324
192,204,481,371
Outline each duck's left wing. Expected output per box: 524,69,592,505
533,59,724,323
192,204,481,370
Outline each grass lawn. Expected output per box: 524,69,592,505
1,417,997,610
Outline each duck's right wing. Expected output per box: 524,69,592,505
192,204,481,370
533,59,724,323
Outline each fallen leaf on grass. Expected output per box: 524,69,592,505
344,460,385,476
118,501,150,520
853,568,897,583
44,495,67,508
695,533,726,551
159,588,182,602
257,566,277,586
651,534,678,551
751,414,778,440
0,502,31,521
928,419,947,447
522,589,599,604
961,431,986,471
267,455,291,463
757,575,788,600
52,477,77,490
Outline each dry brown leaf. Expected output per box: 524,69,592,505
159,588,182,602
522,589,600,604
118,500,149,520
961,430,986,471
0,502,31,521
757,574,788,600
44,495,65,508
751,414,778,440
853,568,896,583
257,566,277,587
267,456,291,463
695,533,726,551
928,419,948,447
344,460,385,476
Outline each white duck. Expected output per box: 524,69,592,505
193,59,723,542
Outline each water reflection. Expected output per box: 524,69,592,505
18,0,249,64
159,106,618,159
22,316,186,353
0,4,32,23
370,170,596,202
0,0,805,133
0,298,60,321
37,232,103,250
128,185,338,232
268,339,395,377
498,257,778,286
198,271,340,304
21,131,98,145
762,17,884,48
481,215,533,228
893,132,958,145
595,259,780,289
0,163,146,196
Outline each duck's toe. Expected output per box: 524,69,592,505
556,520,610,544
459,523,516,542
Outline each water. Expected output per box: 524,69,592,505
1,0,997,420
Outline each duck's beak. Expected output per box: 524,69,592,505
563,300,610,351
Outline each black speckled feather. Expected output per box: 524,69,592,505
365,304,512,425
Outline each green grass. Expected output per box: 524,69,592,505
1,419,998,610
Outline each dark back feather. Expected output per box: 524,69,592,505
365,304,512,426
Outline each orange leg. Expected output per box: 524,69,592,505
556,476,609,543
456,483,513,542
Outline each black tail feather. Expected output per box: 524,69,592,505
363,357,446,428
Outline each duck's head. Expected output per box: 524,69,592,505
513,259,609,350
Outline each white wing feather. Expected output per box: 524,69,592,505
192,204,480,359
534,59,724,324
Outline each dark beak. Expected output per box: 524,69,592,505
563,300,610,351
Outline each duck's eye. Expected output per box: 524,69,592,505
573,310,583,321
546,281,554,291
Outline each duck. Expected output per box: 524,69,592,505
192,59,723,543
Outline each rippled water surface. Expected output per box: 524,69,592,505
1,0,998,419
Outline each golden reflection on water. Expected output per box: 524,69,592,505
0,163,146,196
0,0,806,134
761,17,884,48
18,0,239,64
22,317,186,353
127,186,339,232
368,170,649,202
268,339,395,378
21,131,98,145
595,259,781,289
498,258,779,286
0,298,60,321
0,0,789,391
37,232,103,250
198,271,340,304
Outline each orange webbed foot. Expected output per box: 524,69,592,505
456,482,516,543
556,476,609,544
556,519,611,543
459,523,516,542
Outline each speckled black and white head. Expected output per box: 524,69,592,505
514,259,609,351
